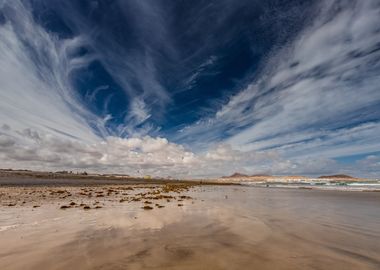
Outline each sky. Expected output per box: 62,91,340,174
0,0,379,178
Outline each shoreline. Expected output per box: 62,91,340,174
240,183,380,193
1,175,380,193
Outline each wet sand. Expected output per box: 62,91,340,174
1,185,380,270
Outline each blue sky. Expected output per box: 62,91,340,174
0,0,379,178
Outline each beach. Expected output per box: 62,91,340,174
1,0,380,269
1,183,380,270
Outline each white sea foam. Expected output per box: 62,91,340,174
241,181,380,192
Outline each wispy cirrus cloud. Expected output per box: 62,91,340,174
0,0,105,141
177,0,380,162
49,0,174,134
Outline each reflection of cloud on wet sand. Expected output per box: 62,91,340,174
95,204,189,231
29,207,271,270
95,199,271,236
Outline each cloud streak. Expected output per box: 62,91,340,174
177,0,380,162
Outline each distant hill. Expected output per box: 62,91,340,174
223,172,249,178
318,174,354,179
223,173,357,180
222,172,272,178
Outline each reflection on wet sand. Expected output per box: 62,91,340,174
1,186,380,270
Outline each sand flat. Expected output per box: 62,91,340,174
1,185,380,270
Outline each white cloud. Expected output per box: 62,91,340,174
0,125,284,177
0,124,377,178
